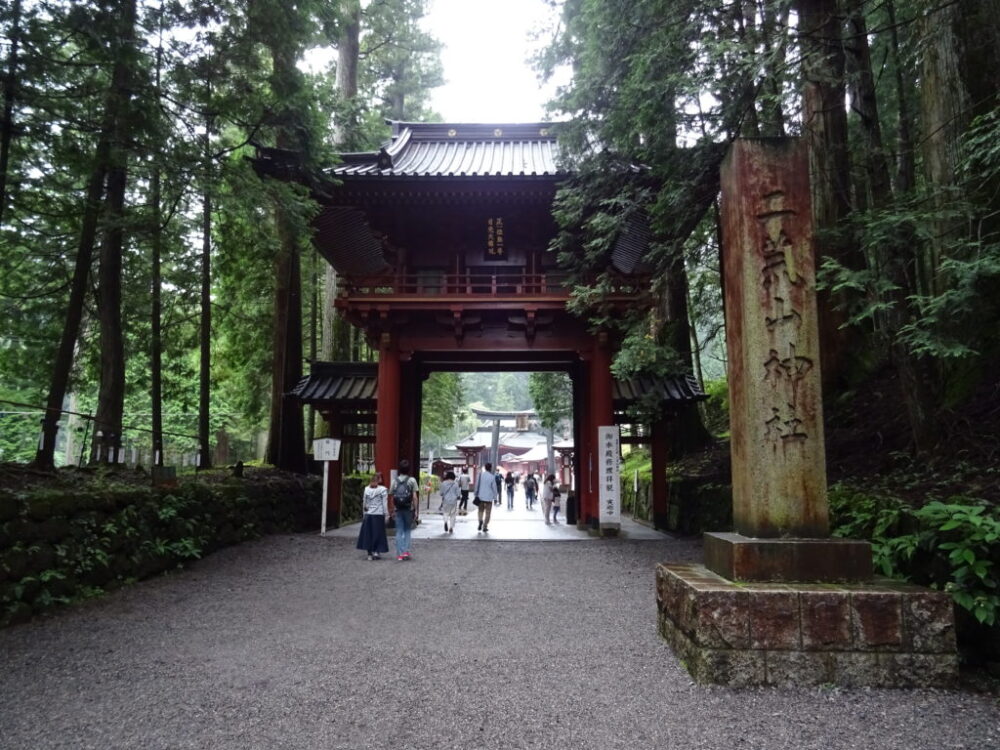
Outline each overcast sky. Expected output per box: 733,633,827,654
421,0,565,123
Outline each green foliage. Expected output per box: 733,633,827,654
360,0,444,123
528,372,572,432
611,328,685,382
341,473,366,524
819,179,1000,364
829,485,1000,627
828,485,914,576
618,447,732,532
914,501,1000,627
0,0,443,470
701,378,729,437
621,447,652,481
462,372,533,412
421,373,464,455
0,472,321,627
419,471,440,496
538,0,744,434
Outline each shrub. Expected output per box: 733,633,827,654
830,484,1000,627
702,377,730,437
341,474,366,524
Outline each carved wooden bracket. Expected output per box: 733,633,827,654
507,311,553,344
434,311,482,345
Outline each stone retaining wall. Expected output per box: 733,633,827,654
0,474,320,627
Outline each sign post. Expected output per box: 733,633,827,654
313,438,342,535
597,425,621,535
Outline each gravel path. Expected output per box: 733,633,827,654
1,533,997,750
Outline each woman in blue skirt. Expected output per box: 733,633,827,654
356,472,389,560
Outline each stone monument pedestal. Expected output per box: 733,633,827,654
704,532,873,582
657,563,957,687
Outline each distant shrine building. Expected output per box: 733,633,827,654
451,409,574,483
257,122,705,531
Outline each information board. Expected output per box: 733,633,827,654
312,438,341,462
598,426,621,526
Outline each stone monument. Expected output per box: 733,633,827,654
656,139,958,687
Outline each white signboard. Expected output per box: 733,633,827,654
598,426,621,527
312,438,341,462
313,438,342,536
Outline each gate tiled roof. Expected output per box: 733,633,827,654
330,121,564,179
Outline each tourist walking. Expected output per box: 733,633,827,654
541,473,557,524
356,472,388,560
474,462,499,532
504,471,516,510
457,468,471,515
493,468,503,506
524,473,537,509
439,470,460,533
391,460,419,560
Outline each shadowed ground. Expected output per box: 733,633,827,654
1,530,997,750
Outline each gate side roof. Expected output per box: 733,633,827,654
290,363,707,413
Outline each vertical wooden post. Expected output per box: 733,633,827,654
651,418,669,530
398,360,420,474
375,333,400,483
573,358,590,528
326,412,343,529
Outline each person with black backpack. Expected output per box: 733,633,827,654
390,459,419,561
524,473,537,510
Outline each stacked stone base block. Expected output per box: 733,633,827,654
656,563,958,687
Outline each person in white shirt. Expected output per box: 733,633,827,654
356,472,388,560
439,471,461,533
457,468,472,515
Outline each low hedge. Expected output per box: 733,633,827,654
621,474,733,534
342,474,365,525
0,472,321,627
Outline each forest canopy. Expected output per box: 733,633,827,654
536,0,1000,456
0,0,442,468
1,0,998,472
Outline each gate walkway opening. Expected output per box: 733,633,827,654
324,484,668,542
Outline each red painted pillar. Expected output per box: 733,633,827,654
403,362,422,475
375,333,400,483
573,360,590,529
588,334,615,526
651,418,669,530
326,412,344,528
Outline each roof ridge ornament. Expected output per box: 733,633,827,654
377,147,393,170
